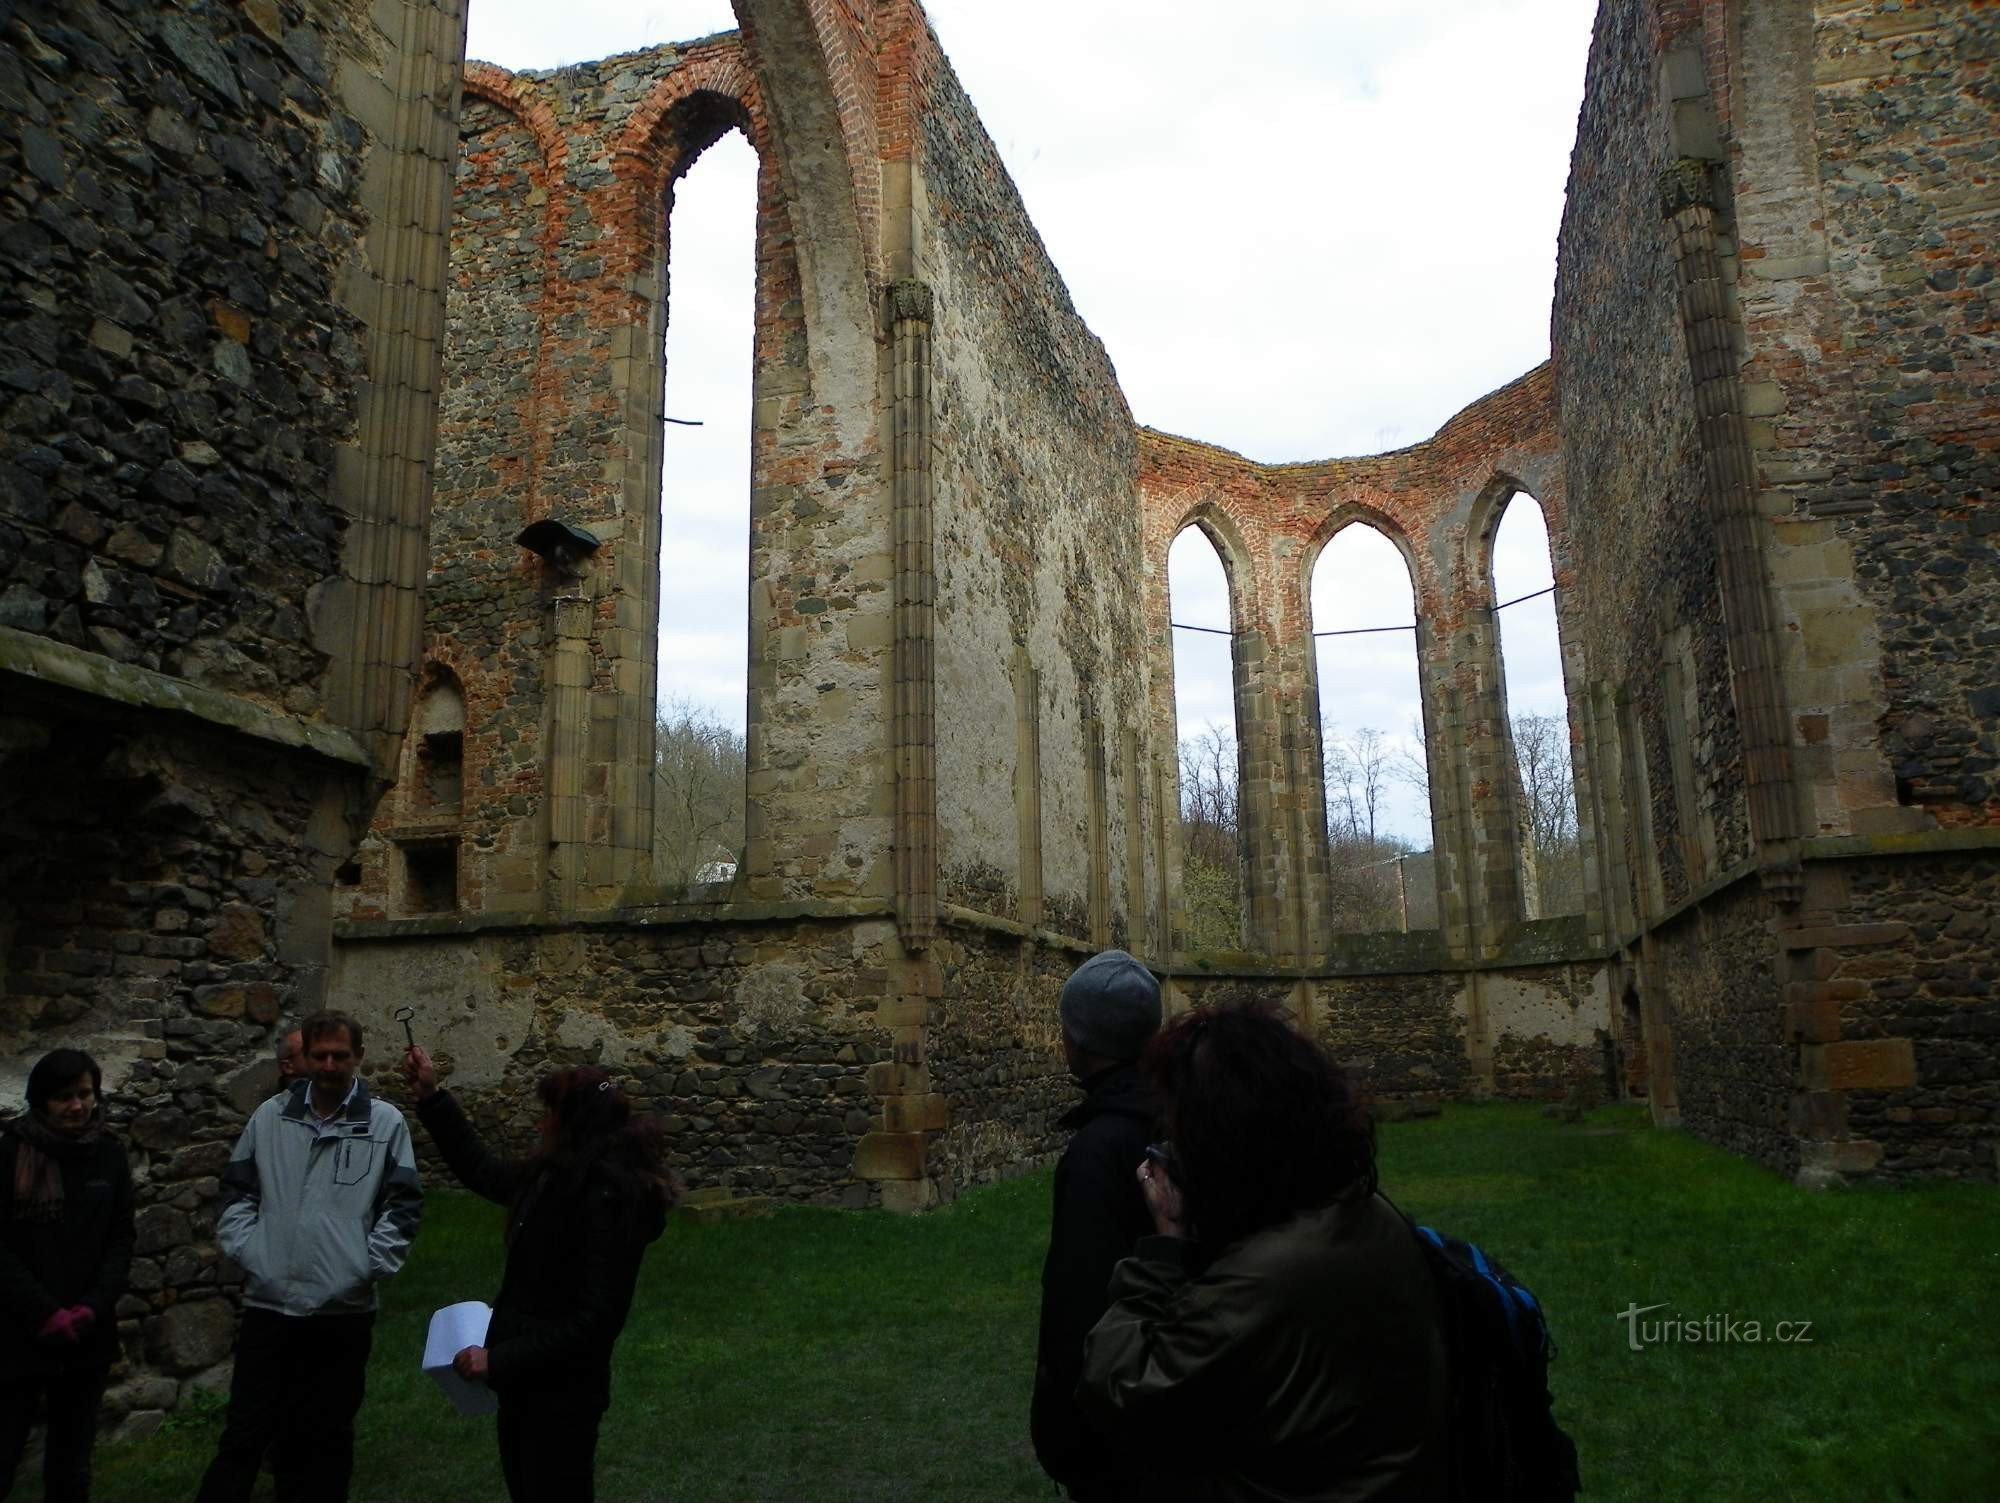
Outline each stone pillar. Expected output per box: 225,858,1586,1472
1585,681,1639,940
546,594,593,912
321,0,469,778
1233,626,1285,952
1087,716,1111,949
1661,158,1804,904
1122,729,1147,954
1012,651,1044,929
889,279,938,949
1434,607,1527,955
1155,748,1181,952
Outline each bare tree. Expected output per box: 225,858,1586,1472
653,698,747,890
1177,722,1242,949
1321,722,1410,932
1511,711,1583,916
1392,714,1431,805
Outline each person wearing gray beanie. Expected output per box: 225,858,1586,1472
1032,951,1163,1499
1057,950,1163,1066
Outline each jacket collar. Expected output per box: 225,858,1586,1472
1058,1062,1153,1130
278,1077,373,1124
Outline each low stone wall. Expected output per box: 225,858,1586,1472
1167,953,1609,1106
331,909,909,1205
925,925,1078,1198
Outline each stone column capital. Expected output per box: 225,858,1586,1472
886,278,935,326
1658,158,1716,218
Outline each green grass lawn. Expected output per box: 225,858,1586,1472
94,1105,1999,1501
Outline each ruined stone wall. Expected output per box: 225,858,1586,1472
924,922,1082,1195
1647,881,1790,1169
1798,853,2000,1179
339,36,893,922
910,30,1152,949
1551,0,1999,1183
1162,951,1606,1107
334,909,904,1203
2,0,364,701
1551,0,1751,926
2,0,467,1420
1743,4,2000,831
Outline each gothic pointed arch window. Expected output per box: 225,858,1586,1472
1489,490,1583,917
1309,522,1438,932
653,125,757,890
1169,523,1244,949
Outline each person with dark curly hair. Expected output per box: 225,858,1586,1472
0,1049,134,1503
402,1048,678,1503
1077,1003,1450,1502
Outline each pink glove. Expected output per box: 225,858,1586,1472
36,1308,81,1345
64,1304,95,1335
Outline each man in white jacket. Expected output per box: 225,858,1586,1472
196,1010,422,1503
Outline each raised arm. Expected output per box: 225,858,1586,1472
411,1085,532,1208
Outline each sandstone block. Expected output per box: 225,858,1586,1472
1810,1038,1918,1092
881,1094,949,1133
852,1131,926,1181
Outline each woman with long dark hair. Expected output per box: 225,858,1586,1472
0,1050,134,1503
1076,1003,1450,1501
402,1049,678,1503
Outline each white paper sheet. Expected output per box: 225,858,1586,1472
422,1301,498,1416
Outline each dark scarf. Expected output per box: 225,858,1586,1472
7,1114,103,1224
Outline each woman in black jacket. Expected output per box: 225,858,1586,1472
402,1049,677,1503
0,1049,135,1503
1077,1004,1450,1503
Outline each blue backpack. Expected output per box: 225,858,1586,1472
1407,1220,1581,1502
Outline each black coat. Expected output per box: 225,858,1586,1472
416,1091,666,1413
0,1127,134,1379
1077,1195,1451,1502
1031,1064,1157,1497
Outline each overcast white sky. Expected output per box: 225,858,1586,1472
464,0,1599,844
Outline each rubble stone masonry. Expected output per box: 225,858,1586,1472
3,0,1997,1416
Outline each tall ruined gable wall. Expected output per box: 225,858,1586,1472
1552,0,1752,922
339,34,897,921
908,24,1152,948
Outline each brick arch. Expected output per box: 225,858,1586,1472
731,0,883,290
462,64,569,183
727,0,881,449
1300,503,1422,621
1467,471,1547,608
1168,498,1261,638
613,51,773,216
